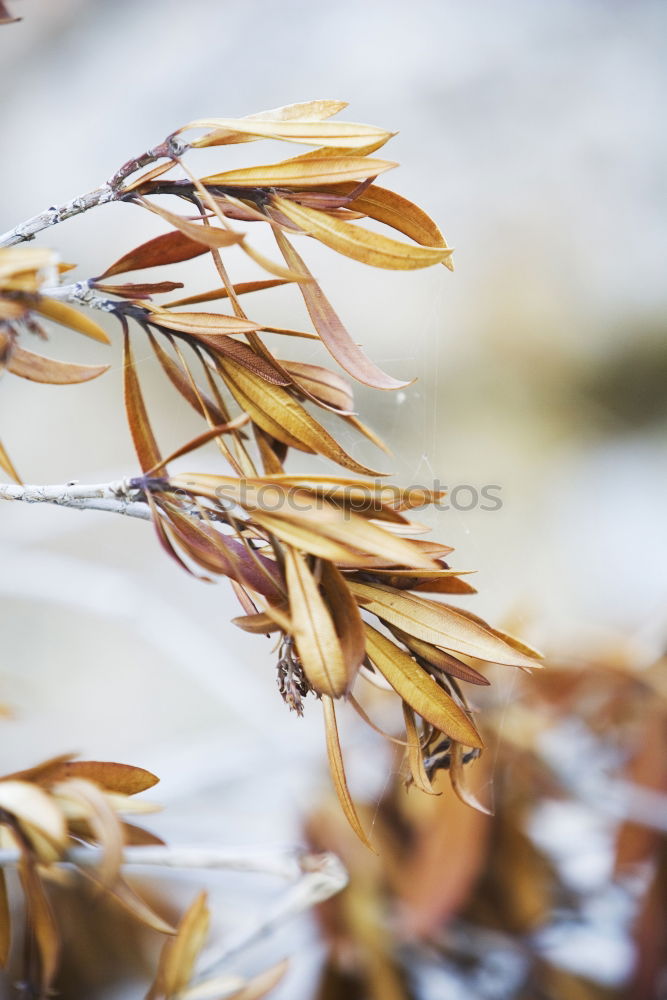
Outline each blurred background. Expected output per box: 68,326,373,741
0,1,665,997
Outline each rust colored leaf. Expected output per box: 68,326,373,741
322,695,374,849
93,280,184,298
7,345,110,384
122,325,163,473
164,278,289,309
232,610,285,635
273,228,409,390
39,760,159,795
363,624,484,748
148,418,249,472
99,229,211,278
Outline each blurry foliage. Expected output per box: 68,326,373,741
306,649,667,999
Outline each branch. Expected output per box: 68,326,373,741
0,481,152,521
0,136,189,248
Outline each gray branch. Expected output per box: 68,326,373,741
0,481,152,521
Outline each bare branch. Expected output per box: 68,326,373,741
0,480,152,521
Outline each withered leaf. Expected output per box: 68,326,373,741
99,229,211,278
35,297,111,344
0,439,20,482
273,228,410,390
201,155,396,189
403,702,437,794
122,325,163,473
0,869,10,967
147,307,262,338
18,859,59,995
322,695,373,850
349,582,539,668
185,117,393,151
164,278,289,309
139,199,244,250
217,357,385,474
7,345,110,384
363,624,483,748
279,360,354,412
147,891,210,1000
284,547,349,697
272,196,453,270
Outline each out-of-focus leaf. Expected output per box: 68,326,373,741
0,781,67,853
0,868,10,967
35,297,111,344
18,859,59,995
164,278,289,309
84,872,176,935
232,610,286,634
323,696,374,849
449,742,492,815
217,356,384,474
7,345,110,384
202,156,396,189
350,582,540,668
139,199,244,249
99,229,211,278
279,360,354,412
272,197,453,270
147,891,210,1000
0,439,20,482
364,625,484,748
273,229,409,390
54,778,123,887
122,326,163,473
16,759,159,796
284,547,349,697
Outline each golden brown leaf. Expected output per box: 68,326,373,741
0,439,20,482
147,891,210,1000
272,196,453,270
164,278,290,309
139,199,244,250
403,702,437,794
322,695,374,850
201,155,396,188
349,582,539,667
279,360,354,413
185,116,393,151
34,297,111,344
217,356,384,474
363,624,484,748
7,345,110,384
284,547,350,697
320,560,366,681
